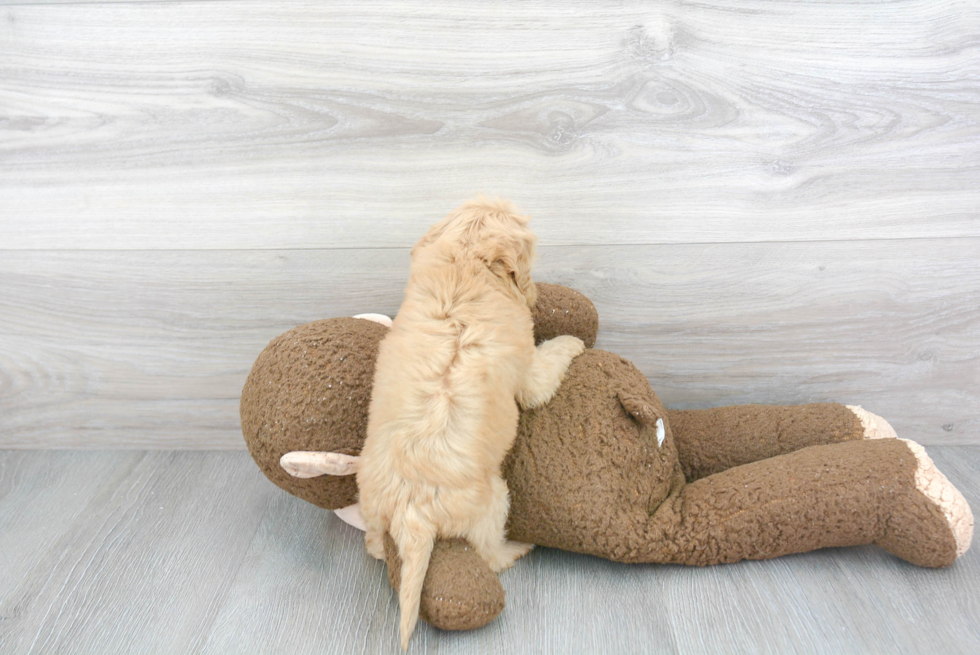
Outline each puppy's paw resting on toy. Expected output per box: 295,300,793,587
517,335,586,410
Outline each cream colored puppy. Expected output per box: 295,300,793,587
357,197,585,650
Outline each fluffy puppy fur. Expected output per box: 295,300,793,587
357,197,585,650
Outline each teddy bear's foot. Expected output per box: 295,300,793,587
904,440,972,558
876,439,973,567
847,405,898,440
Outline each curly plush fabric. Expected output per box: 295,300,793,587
668,403,865,481
385,535,505,630
503,350,960,567
532,283,599,348
241,318,386,510
504,349,680,561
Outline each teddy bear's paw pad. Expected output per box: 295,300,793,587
902,439,974,558
848,405,898,440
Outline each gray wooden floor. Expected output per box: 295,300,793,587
2,448,978,655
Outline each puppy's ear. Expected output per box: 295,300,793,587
411,211,459,257
484,232,538,308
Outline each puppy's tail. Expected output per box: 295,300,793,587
391,510,436,651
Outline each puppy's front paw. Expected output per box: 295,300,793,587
550,334,586,360
518,335,586,410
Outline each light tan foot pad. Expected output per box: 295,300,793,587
902,439,974,558
280,451,360,478
848,405,898,440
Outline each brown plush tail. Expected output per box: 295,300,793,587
391,512,436,651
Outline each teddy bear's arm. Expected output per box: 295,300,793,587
531,283,598,348
666,403,893,481
632,438,972,568
383,534,505,631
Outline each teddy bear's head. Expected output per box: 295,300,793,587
240,317,388,510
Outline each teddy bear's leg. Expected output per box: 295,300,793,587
667,403,895,481
383,534,505,631
635,438,972,568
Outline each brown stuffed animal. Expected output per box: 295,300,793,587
241,284,973,631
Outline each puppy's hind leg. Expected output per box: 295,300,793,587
517,335,585,410
467,476,534,573
364,527,386,561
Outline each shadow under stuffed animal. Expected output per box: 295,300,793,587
240,284,973,631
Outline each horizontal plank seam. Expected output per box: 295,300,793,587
2,233,979,253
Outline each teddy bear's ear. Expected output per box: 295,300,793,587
617,389,666,446
280,451,360,478
618,388,659,426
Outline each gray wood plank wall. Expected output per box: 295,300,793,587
1,1,978,448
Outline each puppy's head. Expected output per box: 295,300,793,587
412,196,538,307
478,219,538,308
